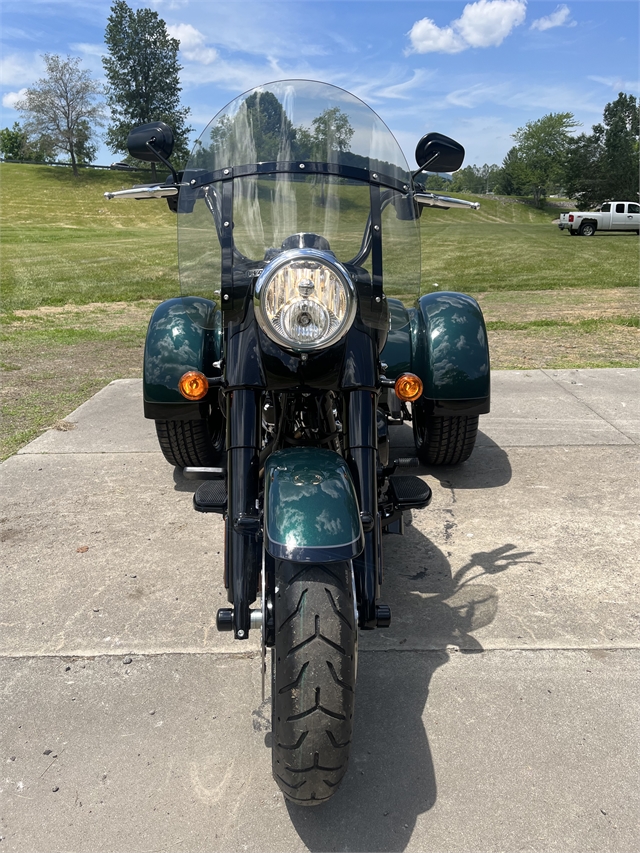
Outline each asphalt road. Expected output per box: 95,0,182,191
1,368,638,852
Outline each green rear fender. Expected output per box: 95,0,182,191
412,291,490,404
264,448,364,563
143,297,222,417
380,293,490,415
379,298,412,378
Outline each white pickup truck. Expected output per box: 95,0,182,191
558,201,640,236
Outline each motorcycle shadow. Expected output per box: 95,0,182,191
286,526,534,851
390,423,513,489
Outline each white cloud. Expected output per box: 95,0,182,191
457,0,527,47
70,42,105,57
167,23,219,65
530,5,575,32
2,89,28,110
408,0,527,54
588,75,640,92
406,19,466,55
376,70,437,100
0,53,43,88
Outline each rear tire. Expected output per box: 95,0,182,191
579,222,596,237
155,416,224,468
272,560,357,806
413,403,478,465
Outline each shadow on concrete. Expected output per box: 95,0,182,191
423,432,512,490
390,424,512,489
286,525,536,851
172,466,201,493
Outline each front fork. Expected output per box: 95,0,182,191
345,389,380,629
225,389,261,640
225,387,383,637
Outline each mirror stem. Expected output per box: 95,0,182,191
411,151,439,181
146,140,179,183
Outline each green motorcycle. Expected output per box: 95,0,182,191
106,80,489,805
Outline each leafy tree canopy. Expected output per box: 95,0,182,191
14,54,104,176
450,163,501,194
564,93,639,208
510,112,580,207
103,0,192,173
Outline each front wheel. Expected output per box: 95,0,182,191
413,403,479,465
272,560,357,806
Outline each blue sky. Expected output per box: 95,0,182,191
1,0,638,169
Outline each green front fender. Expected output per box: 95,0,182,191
143,297,222,418
264,448,364,563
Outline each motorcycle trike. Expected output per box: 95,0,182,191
106,80,490,805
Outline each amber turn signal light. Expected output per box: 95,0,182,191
394,373,423,402
178,370,209,401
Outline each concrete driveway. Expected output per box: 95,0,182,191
1,368,638,852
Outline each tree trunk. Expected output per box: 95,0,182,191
69,141,79,178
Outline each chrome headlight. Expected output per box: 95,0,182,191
254,249,356,351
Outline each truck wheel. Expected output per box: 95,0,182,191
272,560,357,806
155,414,224,468
579,222,596,237
413,403,478,465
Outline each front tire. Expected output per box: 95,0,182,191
413,403,478,465
272,560,357,806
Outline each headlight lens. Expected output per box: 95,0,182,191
255,249,356,351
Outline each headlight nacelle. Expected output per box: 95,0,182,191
254,249,356,351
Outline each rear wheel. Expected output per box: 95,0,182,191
579,221,596,237
413,403,478,465
155,414,224,468
272,560,357,806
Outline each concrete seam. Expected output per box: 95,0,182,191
2,645,639,662
540,368,639,443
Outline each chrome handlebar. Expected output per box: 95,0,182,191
415,192,480,211
104,185,179,200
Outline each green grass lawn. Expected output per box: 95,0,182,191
419,194,639,293
1,163,178,311
2,164,638,312
1,163,638,459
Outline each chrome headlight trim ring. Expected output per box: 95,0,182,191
254,248,357,352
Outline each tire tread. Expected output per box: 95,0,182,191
155,419,219,467
273,560,356,806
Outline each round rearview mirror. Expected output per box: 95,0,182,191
415,132,465,173
127,121,175,164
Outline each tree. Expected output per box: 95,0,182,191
563,126,606,209
14,54,104,176
422,174,449,191
564,94,639,207
103,1,192,177
0,122,57,163
0,123,29,160
450,163,500,194
310,107,354,156
511,112,580,206
494,147,530,196
243,91,297,160
602,93,639,200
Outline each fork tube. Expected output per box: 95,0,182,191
346,389,379,629
226,389,261,639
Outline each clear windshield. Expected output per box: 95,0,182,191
178,80,420,327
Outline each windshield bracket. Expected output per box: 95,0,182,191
369,183,383,302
